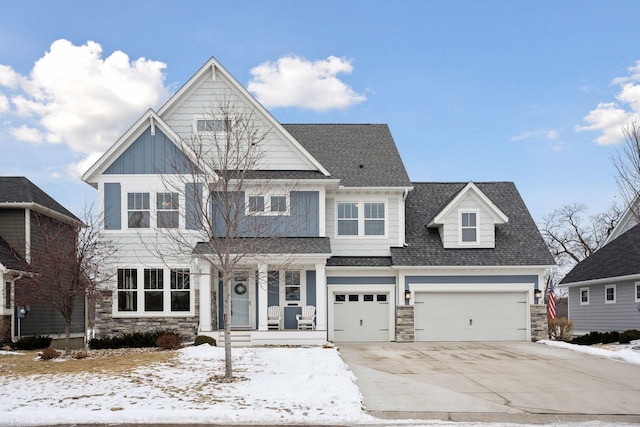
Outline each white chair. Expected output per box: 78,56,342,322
296,305,316,330
267,306,282,330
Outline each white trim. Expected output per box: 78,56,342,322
605,284,616,304
561,273,640,287
580,287,590,305
458,209,479,245
335,200,388,239
245,193,291,216
636,282,640,303
428,182,508,227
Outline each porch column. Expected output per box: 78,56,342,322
257,263,268,331
315,263,327,331
197,260,212,332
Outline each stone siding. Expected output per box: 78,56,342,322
93,290,199,341
530,304,548,341
395,305,414,342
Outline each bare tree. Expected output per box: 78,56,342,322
19,205,116,352
540,202,621,282
154,98,309,378
612,118,640,213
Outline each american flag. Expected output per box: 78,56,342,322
547,279,556,319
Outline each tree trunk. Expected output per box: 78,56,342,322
64,321,71,354
223,277,232,378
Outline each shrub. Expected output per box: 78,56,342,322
40,347,60,360
571,331,603,346
89,330,181,349
74,351,89,359
156,333,182,350
601,331,620,344
194,335,216,346
548,317,573,341
15,335,52,350
619,329,640,344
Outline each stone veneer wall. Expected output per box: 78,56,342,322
0,315,10,342
530,304,548,341
395,305,414,342
93,290,200,341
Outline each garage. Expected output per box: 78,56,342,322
333,292,390,342
414,291,528,341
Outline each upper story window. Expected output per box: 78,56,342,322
337,201,386,237
605,284,616,304
460,211,478,243
128,193,150,228
636,282,640,303
195,118,225,132
157,192,179,228
580,287,590,305
247,194,289,216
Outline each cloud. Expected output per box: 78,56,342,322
248,55,366,111
577,60,640,145
0,94,8,113
510,129,564,151
510,131,533,142
67,152,103,178
0,39,168,174
547,130,559,139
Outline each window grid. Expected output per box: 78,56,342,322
127,192,150,228
605,284,616,304
117,269,138,311
337,202,359,236
285,271,301,302
157,192,179,228
636,282,640,302
171,269,190,311
196,119,225,132
461,211,478,243
364,202,385,235
580,287,589,305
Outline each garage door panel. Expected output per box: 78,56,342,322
333,293,389,342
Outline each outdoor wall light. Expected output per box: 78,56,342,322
534,289,542,300
405,290,411,300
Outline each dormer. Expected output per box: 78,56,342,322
426,182,508,249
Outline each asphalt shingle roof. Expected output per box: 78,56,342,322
0,236,30,272
327,256,392,267
0,177,79,222
283,124,411,187
561,223,640,284
193,237,331,255
391,182,555,266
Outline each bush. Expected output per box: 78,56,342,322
619,329,640,344
40,347,60,360
601,331,620,344
548,317,573,341
194,335,216,346
15,335,52,350
156,333,182,350
89,330,181,350
571,331,603,346
74,351,89,359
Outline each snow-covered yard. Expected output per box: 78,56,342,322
1,341,640,426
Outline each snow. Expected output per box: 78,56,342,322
2,343,640,426
540,339,640,365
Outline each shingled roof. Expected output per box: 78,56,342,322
0,236,30,272
283,124,411,187
391,182,555,266
561,223,640,284
193,237,331,255
0,177,79,223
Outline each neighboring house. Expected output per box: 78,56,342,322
83,58,554,345
560,209,640,334
0,177,85,345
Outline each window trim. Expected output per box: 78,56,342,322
636,282,640,303
276,270,306,307
605,284,616,304
459,209,479,245
157,192,180,229
580,287,590,305
193,116,227,133
127,192,150,229
335,200,387,238
246,193,290,216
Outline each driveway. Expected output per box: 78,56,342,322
338,342,640,424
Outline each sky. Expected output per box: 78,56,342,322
2,1,640,223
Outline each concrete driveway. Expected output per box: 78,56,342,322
338,342,640,424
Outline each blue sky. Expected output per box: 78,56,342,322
2,1,640,223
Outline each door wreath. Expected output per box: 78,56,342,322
234,283,247,295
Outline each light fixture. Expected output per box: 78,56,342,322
534,289,542,300
405,290,411,300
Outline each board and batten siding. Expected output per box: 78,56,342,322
162,76,314,171
439,193,496,249
569,280,640,332
326,194,400,256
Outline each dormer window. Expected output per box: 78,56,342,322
460,211,478,244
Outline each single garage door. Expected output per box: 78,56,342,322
333,293,389,342
414,292,528,341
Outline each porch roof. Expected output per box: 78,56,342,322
0,236,30,273
327,256,392,267
193,237,332,256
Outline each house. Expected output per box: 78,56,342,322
0,177,85,346
560,204,640,334
83,57,554,345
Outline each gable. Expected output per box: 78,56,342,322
104,126,197,175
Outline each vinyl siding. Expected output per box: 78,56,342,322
569,280,640,332
439,193,496,249
0,209,26,258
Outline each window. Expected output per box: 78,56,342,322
285,271,301,302
157,193,179,228
247,194,289,215
128,193,150,228
171,269,190,311
335,294,346,302
337,201,387,237
580,287,590,305
376,294,387,302
605,284,616,304
4,282,11,309
270,195,287,213
364,203,385,236
144,269,164,311
460,211,478,243
364,294,374,302
348,295,359,301
117,269,137,311
195,119,225,132
636,282,640,303
248,196,265,213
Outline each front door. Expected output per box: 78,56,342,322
231,273,250,328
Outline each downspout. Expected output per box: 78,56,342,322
402,189,410,247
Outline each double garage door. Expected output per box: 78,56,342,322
414,291,528,341
333,292,390,342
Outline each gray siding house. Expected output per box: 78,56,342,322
561,222,640,334
0,177,85,345
83,57,554,345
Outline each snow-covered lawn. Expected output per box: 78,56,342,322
540,339,640,365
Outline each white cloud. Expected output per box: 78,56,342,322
248,55,366,111
1,39,168,174
67,152,103,178
510,131,533,142
10,124,43,143
0,94,8,113
577,61,640,145
547,130,559,139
